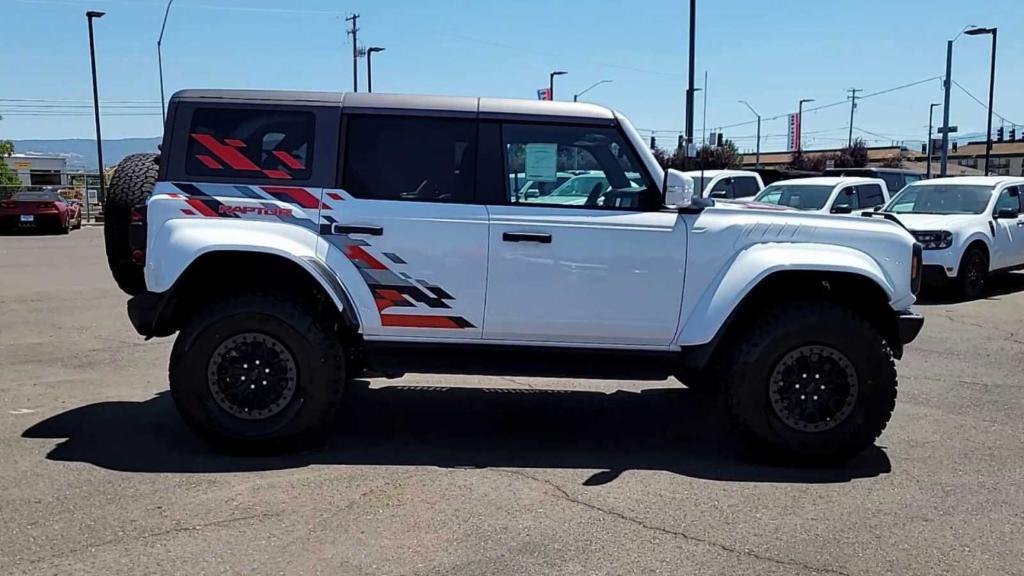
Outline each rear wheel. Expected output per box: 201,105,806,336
724,300,897,464
104,153,158,295
956,247,989,300
169,293,346,452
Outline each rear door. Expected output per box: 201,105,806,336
482,121,687,346
319,112,488,339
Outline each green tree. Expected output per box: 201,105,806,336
0,139,23,198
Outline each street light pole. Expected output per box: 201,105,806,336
684,0,696,147
798,98,814,152
927,103,941,179
965,27,997,176
157,0,175,126
86,10,105,221
573,79,611,102
548,70,567,101
366,46,385,93
739,100,761,168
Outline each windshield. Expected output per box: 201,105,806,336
885,184,993,215
753,184,834,210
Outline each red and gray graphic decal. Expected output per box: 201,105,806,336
169,183,324,231
323,233,475,329
190,134,306,180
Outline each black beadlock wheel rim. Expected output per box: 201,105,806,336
207,333,298,420
768,345,858,433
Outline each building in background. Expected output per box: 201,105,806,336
2,154,69,187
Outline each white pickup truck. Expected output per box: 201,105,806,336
101,90,924,464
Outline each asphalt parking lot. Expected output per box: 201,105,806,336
1,227,1022,575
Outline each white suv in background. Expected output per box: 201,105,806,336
684,169,764,201
750,177,890,215
883,176,1024,299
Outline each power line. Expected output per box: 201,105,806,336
951,80,1018,127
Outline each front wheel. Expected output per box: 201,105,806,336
724,300,897,464
956,247,989,300
169,293,346,452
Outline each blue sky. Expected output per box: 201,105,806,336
2,0,1022,152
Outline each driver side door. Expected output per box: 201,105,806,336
991,186,1024,269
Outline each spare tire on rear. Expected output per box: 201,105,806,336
104,153,159,295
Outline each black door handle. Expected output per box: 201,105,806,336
332,224,383,236
503,232,551,244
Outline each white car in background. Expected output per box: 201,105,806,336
882,176,1024,299
684,169,764,201
749,177,890,215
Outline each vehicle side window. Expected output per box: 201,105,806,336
186,108,314,181
860,184,886,208
994,187,1021,214
879,173,902,191
836,187,860,210
501,123,656,210
710,178,734,199
904,174,922,185
343,115,476,203
733,177,760,198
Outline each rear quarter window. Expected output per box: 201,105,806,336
185,108,315,181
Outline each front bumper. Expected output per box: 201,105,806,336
126,291,175,338
897,310,925,345
921,248,960,279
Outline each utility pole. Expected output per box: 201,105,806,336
846,88,862,146
346,14,359,92
940,39,953,176
965,27,997,175
86,10,106,221
927,103,941,179
701,70,708,146
684,0,696,148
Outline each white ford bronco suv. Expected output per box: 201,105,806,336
103,90,924,463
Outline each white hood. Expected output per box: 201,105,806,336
889,213,981,231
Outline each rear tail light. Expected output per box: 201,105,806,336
0,201,14,209
129,204,148,266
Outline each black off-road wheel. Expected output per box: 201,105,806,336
956,247,989,301
169,293,346,453
104,153,159,295
724,300,897,464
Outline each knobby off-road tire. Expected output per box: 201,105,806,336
104,153,159,295
724,300,897,464
169,293,347,453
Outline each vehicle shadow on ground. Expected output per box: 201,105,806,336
22,381,891,485
917,271,1024,305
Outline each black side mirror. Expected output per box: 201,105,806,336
831,204,853,214
995,208,1020,219
873,205,883,212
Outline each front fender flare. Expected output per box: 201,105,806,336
675,242,897,347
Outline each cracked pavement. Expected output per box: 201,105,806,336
2,228,1022,575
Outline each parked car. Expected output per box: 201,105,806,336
61,195,84,229
102,89,923,464
881,176,1024,299
508,171,573,200
823,167,923,194
683,169,764,201
749,177,890,215
0,189,79,233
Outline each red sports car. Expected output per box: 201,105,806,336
0,189,81,234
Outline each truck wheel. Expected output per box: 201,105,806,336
724,300,897,464
104,153,158,295
169,293,346,452
956,247,989,300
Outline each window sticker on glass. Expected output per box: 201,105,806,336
525,143,558,182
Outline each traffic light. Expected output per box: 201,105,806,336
1011,127,1017,142
921,143,927,154
677,135,684,150
717,133,724,147
997,126,1004,142
952,141,959,153
650,135,656,149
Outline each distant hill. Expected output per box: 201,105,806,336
9,137,161,171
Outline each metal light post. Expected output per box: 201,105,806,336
965,27,997,176
573,79,611,102
157,0,175,125
366,46,385,93
548,71,567,101
940,26,976,177
798,98,814,152
927,103,941,179
684,0,696,147
739,100,761,168
86,10,105,221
